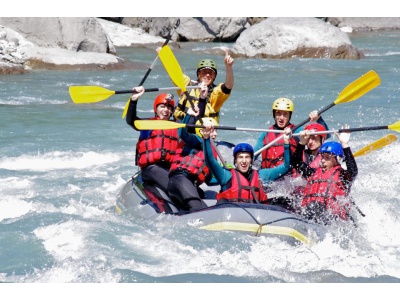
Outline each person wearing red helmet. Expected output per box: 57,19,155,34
293,125,358,225
126,86,179,212
295,123,328,170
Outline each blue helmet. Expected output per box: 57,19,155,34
319,141,344,158
233,143,254,160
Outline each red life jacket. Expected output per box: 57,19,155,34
261,124,297,169
217,169,268,204
136,117,179,168
301,165,349,220
309,153,322,169
292,152,322,178
170,146,217,185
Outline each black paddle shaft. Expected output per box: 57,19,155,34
114,88,164,95
139,19,180,86
293,102,336,132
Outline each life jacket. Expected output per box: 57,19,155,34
308,153,321,169
261,124,297,169
136,117,179,168
217,169,268,204
174,75,230,124
301,165,349,220
175,85,219,119
292,151,322,178
170,145,217,185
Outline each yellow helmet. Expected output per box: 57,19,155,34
272,98,294,112
195,117,219,137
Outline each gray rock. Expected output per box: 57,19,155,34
0,17,115,54
0,61,27,74
97,18,164,46
232,17,364,59
176,17,247,42
121,17,247,42
327,17,400,31
0,18,157,74
122,17,174,38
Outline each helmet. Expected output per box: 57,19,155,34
196,59,217,76
319,141,344,158
233,143,254,160
304,123,327,140
272,98,294,112
195,117,219,137
153,93,175,113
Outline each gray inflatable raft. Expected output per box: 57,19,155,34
115,171,328,246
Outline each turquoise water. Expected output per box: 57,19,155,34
1,30,400,287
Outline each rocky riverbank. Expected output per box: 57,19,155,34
1,17,400,75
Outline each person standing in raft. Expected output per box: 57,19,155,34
167,111,220,212
253,98,330,177
294,125,358,224
126,86,179,199
201,123,292,204
172,49,234,130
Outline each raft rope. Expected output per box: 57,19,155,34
176,201,317,237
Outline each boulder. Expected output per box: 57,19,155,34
21,46,140,71
97,18,164,47
0,17,115,54
0,18,161,73
232,17,364,59
327,17,400,31
121,17,247,42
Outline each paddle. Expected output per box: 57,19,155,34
69,85,200,104
158,45,188,94
121,19,180,118
134,119,284,133
292,120,400,136
353,134,397,157
253,70,381,156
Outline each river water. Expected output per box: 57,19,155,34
1,30,400,294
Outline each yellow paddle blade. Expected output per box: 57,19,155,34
134,120,185,130
69,86,115,103
388,120,400,133
354,134,397,157
335,70,381,105
158,45,186,92
121,98,130,119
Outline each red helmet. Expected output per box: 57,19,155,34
304,123,327,140
153,93,175,113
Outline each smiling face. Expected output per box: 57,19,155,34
197,68,216,86
274,110,291,128
155,103,173,120
235,152,252,173
320,153,338,172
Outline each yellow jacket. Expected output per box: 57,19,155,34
173,74,231,123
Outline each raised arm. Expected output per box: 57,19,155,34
224,48,234,90
337,124,358,181
126,86,145,130
201,124,231,186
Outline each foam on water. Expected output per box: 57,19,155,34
0,150,121,171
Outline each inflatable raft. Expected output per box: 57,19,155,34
115,171,328,246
